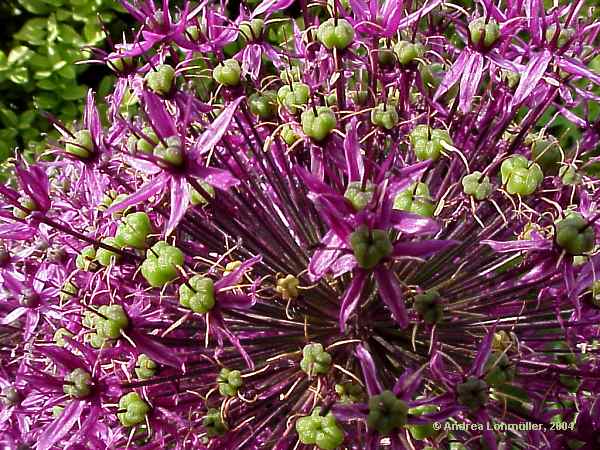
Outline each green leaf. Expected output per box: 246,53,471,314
47,15,59,43
60,84,86,100
98,75,114,98
19,111,37,129
8,46,33,66
18,0,52,14
57,64,76,79
83,22,104,45
0,51,7,69
14,19,48,46
34,92,60,109
0,107,18,127
58,24,83,46
8,67,30,85
28,53,49,71
56,8,71,21
42,0,65,6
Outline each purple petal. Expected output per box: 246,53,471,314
393,367,423,399
165,177,189,236
396,0,442,29
392,239,458,258
37,400,86,450
218,293,255,310
374,267,408,329
434,50,469,101
0,222,35,240
557,55,600,86
471,328,496,377
1,307,28,325
15,164,50,212
356,344,384,396
211,312,254,369
191,167,239,190
128,330,184,369
459,52,485,113
252,0,295,17
216,254,262,290
330,254,357,278
84,90,102,148
241,45,262,80
339,270,368,332
142,90,177,138
344,118,364,182
196,97,244,155
331,403,368,421
308,231,344,281
390,211,440,235
511,50,552,107
481,239,553,253
104,174,167,216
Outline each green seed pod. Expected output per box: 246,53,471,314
335,382,364,404
95,238,121,267
1,386,21,407
344,181,375,211
370,103,399,130
13,196,38,219
118,392,150,427
300,343,332,375
203,408,228,437
65,129,94,159
141,242,185,288
530,136,563,174
59,280,78,303
483,352,516,387
186,25,201,41
53,328,73,347
500,155,544,196
248,90,277,119
409,125,452,162
239,18,264,43
378,46,395,67
393,182,435,217
301,106,337,142
367,390,408,434
86,332,109,349
110,55,135,72
393,40,425,66
76,245,97,271
144,64,176,96
546,24,574,48
350,227,393,269
280,66,302,84
277,82,310,113
213,59,241,86
179,275,215,313
555,213,595,255
136,128,158,154
280,124,300,146
413,290,443,324
96,304,129,339
190,181,215,205
462,171,493,200
296,408,344,450
115,212,153,249
217,368,243,397
135,354,158,379
316,18,355,50
63,368,93,399
153,136,184,167
407,404,439,440
469,17,501,48
456,377,489,410
559,165,581,186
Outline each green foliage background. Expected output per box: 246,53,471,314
0,0,130,171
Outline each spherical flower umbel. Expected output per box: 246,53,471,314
1,0,600,448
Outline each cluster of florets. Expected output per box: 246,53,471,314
1,0,600,448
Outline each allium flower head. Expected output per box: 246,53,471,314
2,0,600,449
